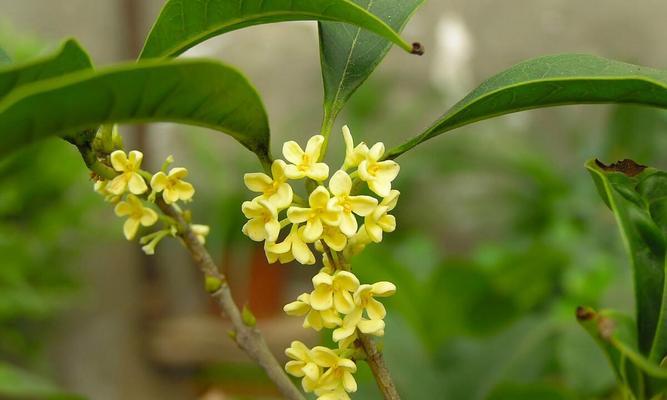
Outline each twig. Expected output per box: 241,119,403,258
358,333,401,400
157,200,305,400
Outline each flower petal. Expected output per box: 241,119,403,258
372,281,397,297
339,212,358,237
140,208,158,226
244,173,272,192
310,287,333,311
282,141,304,164
335,271,360,291
329,170,351,196
349,195,378,217
305,135,325,159
358,318,385,335
308,163,329,182
287,207,311,224
368,143,385,161
334,290,355,314
151,172,168,192
303,217,323,242
106,175,127,195
123,218,140,240
365,298,386,320
109,150,128,172
128,173,148,195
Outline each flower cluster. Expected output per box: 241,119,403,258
93,147,209,254
241,126,400,399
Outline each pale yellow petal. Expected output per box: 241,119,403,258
372,281,397,297
365,298,386,320
369,179,391,197
127,150,143,168
324,228,346,251
303,218,323,242
329,170,351,197
284,164,305,180
382,190,400,210
140,208,158,226
106,175,128,195
349,195,378,217
174,181,194,200
307,163,329,182
151,172,168,192
123,218,140,240
168,167,188,179
128,173,148,195
339,212,358,237
283,299,309,316
244,173,272,192
364,221,383,243
114,201,132,217
292,237,315,265
335,271,360,291
368,142,385,161
309,186,330,208
282,141,304,164
310,346,338,368
304,135,325,159
285,360,306,377
302,361,320,382
343,371,358,393
242,219,267,241
334,290,355,314
271,159,288,182
304,309,323,330
358,318,385,335
163,188,180,204
270,182,293,209
109,150,128,172
287,207,311,224
310,287,333,311
264,219,281,242
374,160,400,181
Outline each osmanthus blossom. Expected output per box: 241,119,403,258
244,159,293,209
241,198,280,242
150,167,195,204
311,346,358,395
283,293,342,331
107,150,148,195
283,134,329,181
265,224,315,265
237,128,403,399
310,271,360,314
364,190,400,243
329,170,377,237
357,142,400,197
114,194,158,240
285,341,322,393
342,125,369,170
287,186,342,242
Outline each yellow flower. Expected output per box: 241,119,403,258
332,308,385,342
244,159,293,209
93,180,120,203
285,341,321,393
284,293,342,331
357,143,400,197
311,347,357,395
265,224,315,265
287,186,342,242
343,227,372,259
241,199,280,242
283,135,329,181
332,281,395,342
364,190,399,243
317,388,351,400
329,170,377,236
114,194,158,240
321,225,347,252
150,167,195,204
355,282,396,320
342,125,369,170
310,271,359,314
107,150,148,195
191,224,210,244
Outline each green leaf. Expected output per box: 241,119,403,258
0,59,270,163
318,0,423,132
139,0,420,59
0,47,10,65
577,306,667,398
388,54,667,159
0,361,86,399
586,159,666,360
0,39,92,100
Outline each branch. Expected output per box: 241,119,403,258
157,200,305,400
358,333,401,400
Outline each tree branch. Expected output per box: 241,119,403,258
157,199,305,400
358,333,401,400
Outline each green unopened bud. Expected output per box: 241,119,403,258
227,329,237,341
242,305,257,327
205,276,223,293
111,125,123,149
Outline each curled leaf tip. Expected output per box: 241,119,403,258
411,42,424,56
595,158,647,177
576,305,595,321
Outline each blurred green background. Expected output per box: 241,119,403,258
2,1,667,399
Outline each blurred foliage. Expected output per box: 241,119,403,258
0,29,101,395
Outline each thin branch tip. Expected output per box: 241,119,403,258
411,42,424,56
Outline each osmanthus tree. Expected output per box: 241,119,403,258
3,0,667,399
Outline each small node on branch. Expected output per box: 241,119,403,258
575,306,595,321
242,305,257,327
205,275,223,293
411,42,425,56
